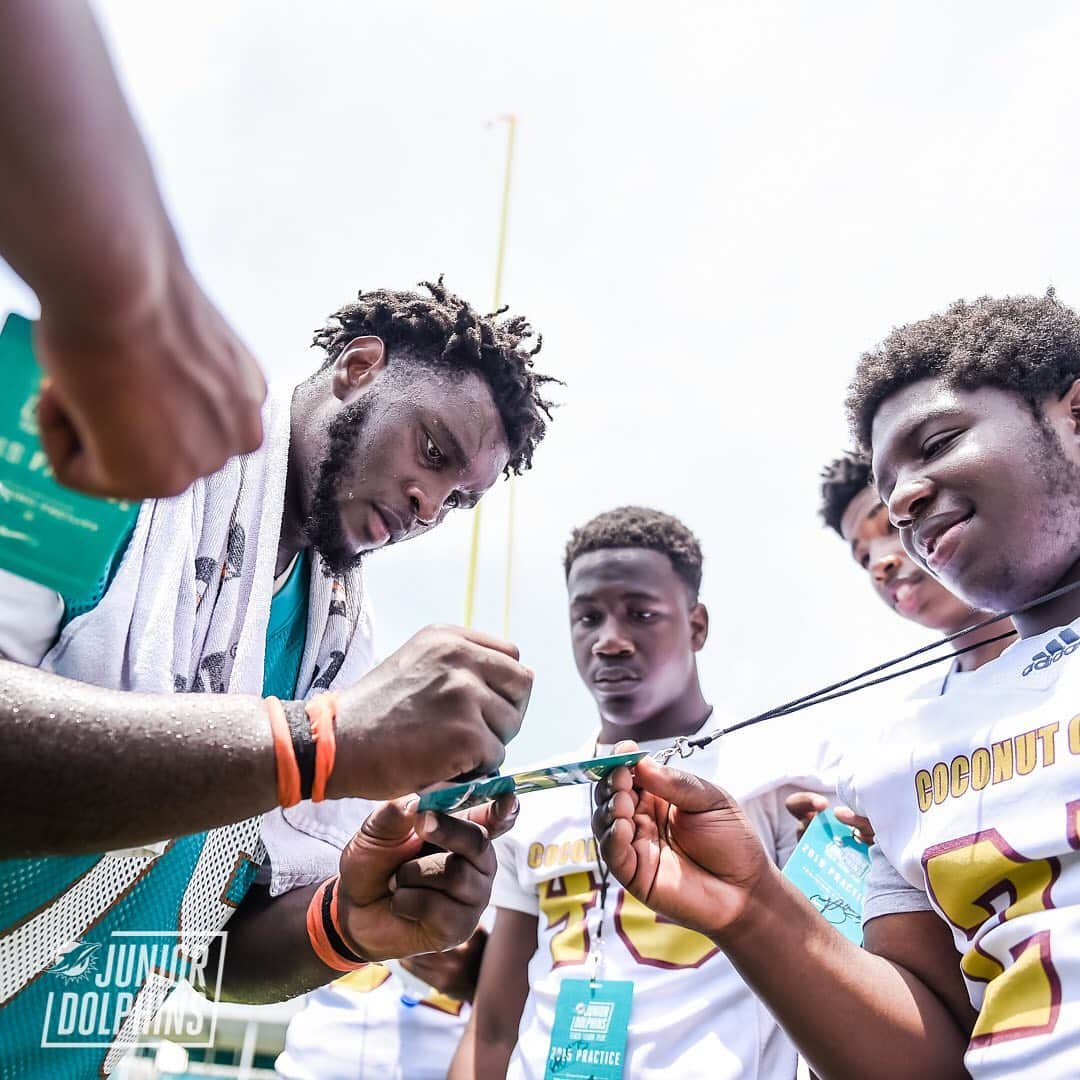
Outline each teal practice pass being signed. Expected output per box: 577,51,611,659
416,751,647,814
782,807,871,945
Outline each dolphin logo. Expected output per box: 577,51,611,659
50,940,101,980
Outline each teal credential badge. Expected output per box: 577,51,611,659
545,978,633,1080
782,807,871,944
0,313,139,597
416,751,646,813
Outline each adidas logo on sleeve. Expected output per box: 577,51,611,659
1022,626,1080,676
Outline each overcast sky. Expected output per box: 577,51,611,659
4,1,1080,766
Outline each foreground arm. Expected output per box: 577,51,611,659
0,658,275,856
449,907,536,1079
0,0,265,497
2,626,532,856
216,798,516,1003
593,747,973,1080
721,873,973,1077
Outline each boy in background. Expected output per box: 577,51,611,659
452,507,827,1079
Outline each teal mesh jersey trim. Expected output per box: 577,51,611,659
223,857,259,908
0,854,101,934
0,833,226,1079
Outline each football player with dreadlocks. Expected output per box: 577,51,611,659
0,279,555,1079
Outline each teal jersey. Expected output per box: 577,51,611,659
263,551,310,700
0,823,262,1079
0,551,313,1077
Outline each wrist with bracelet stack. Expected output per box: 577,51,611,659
264,691,367,970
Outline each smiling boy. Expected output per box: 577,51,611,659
450,507,826,1079
822,452,1010,672
593,291,1080,1079
786,455,1016,838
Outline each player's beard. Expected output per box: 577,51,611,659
303,396,372,578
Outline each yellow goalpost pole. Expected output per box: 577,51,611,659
463,114,517,630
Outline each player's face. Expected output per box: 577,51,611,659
303,366,510,575
871,378,1080,613
567,548,706,728
840,484,983,633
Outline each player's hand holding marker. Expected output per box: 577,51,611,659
279,625,528,978
330,793,518,963
592,740,776,941
328,625,534,800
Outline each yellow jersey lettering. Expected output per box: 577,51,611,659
915,769,934,813
538,871,601,969
950,755,970,799
614,889,719,970
970,747,992,791
991,740,1014,784
923,827,1061,1047
1036,723,1059,767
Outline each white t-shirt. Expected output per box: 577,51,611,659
839,618,1080,1079
0,567,62,664
493,721,827,1080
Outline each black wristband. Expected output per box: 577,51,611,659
282,699,316,801
322,877,368,964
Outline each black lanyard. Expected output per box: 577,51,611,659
654,579,1080,765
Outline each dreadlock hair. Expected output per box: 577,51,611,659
311,277,557,474
847,289,1080,452
563,506,703,598
820,452,873,536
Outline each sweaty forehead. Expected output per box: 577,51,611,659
412,370,510,489
567,547,683,600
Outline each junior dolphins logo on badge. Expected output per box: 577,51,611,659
570,1000,615,1042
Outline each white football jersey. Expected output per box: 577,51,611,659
276,965,468,1080
494,721,825,1080
840,616,1080,1078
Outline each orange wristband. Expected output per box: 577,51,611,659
306,691,339,802
265,696,301,808
306,875,368,972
